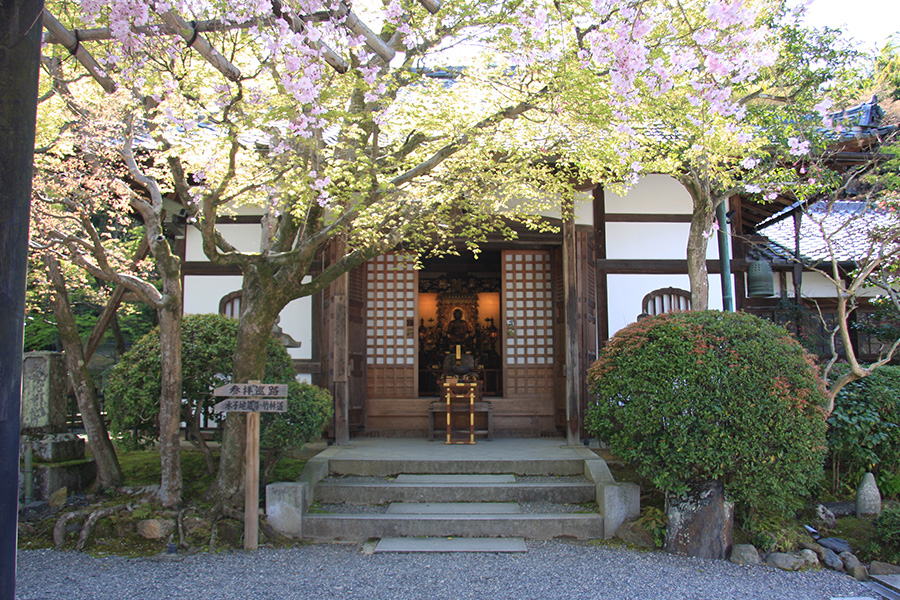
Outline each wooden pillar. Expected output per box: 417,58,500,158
244,411,259,550
1,2,42,597
332,270,350,445
563,211,582,446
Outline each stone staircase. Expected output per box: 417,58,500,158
266,441,640,546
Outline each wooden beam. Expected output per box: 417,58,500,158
42,10,117,93
333,3,395,63
271,0,349,74
417,0,442,14
155,7,242,81
605,213,692,223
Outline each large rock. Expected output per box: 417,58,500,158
615,520,655,549
818,537,852,554
849,565,869,581
815,504,836,529
822,548,844,571
840,552,862,570
798,549,819,567
799,541,826,561
729,544,761,565
870,561,900,575
664,481,733,559
136,519,176,540
856,472,882,518
766,552,804,571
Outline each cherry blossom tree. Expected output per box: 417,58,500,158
31,0,805,504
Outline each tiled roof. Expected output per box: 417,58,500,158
755,200,898,265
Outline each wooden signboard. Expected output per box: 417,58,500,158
212,380,288,551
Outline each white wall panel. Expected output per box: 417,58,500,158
606,274,725,336
605,175,692,214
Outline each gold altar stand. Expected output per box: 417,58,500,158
440,381,490,444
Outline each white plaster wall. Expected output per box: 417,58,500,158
606,222,720,260
605,174,693,214
185,224,263,261
778,271,882,300
606,273,726,337
506,190,594,225
183,275,243,314
183,275,313,360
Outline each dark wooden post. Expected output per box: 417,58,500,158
1,1,43,597
563,208,582,446
332,269,350,445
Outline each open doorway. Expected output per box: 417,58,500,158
417,251,502,397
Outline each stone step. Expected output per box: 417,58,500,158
373,537,527,553
386,502,520,514
394,474,516,484
303,512,604,541
314,480,596,504
327,457,586,477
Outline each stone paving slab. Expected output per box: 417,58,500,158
373,537,527,553
394,474,516,484
386,502,520,514
872,574,900,593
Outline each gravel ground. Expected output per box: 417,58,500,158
15,541,879,600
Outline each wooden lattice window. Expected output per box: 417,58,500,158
503,251,554,366
366,253,416,367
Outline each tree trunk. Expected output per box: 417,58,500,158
213,272,281,505
157,303,183,508
45,255,123,488
681,173,716,310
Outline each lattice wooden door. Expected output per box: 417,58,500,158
502,250,555,398
365,253,418,399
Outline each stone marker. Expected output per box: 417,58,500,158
856,473,881,518
729,544,760,565
21,352,67,433
665,480,733,560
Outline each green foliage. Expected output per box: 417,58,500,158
828,365,900,498
586,311,828,519
636,506,667,548
874,507,900,561
105,313,332,451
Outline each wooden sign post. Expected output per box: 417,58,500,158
213,381,288,550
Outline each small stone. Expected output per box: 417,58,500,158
822,548,844,571
840,552,862,570
819,537,852,554
799,549,820,567
115,519,135,538
218,520,243,548
849,565,869,581
800,541,826,561
615,520,655,548
136,519,176,540
47,487,67,509
870,561,900,575
856,472,882,518
816,504,837,529
182,516,206,536
766,552,804,571
729,544,761,565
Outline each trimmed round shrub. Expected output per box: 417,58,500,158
586,310,828,518
105,313,332,454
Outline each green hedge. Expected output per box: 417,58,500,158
586,310,828,518
828,365,900,498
